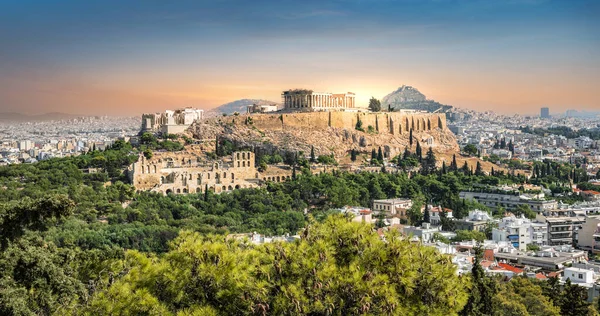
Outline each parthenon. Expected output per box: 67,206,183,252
282,89,356,112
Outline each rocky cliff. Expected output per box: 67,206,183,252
188,112,459,161
382,85,452,113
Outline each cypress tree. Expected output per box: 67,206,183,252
403,147,411,160
310,145,315,162
441,161,447,174
204,184,209,201
409,129,413,147
475,161,483,176
451,154,458,171
423,207,430,224
371,149,377,164
416,141,422,161
377,147,383,162
350,149,357,162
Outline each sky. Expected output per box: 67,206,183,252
0,0,598,116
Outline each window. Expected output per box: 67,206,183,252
579,274,583,279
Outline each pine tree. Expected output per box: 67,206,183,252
560,278,590,316
416,141,422,161
422,147,437,175
451,154,458,172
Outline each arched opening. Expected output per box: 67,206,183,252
166,189,172,195
207,173,211,179
231,173,234,179
235,185,240,189
222,186,226,191
223,172,227,178
237,153,240,159
160,176,165,184
242,153,246,159
153,165,157,173
196,187,201,193
147,166,150,173
228,185,233,191
242,161,245,167
276,176,280,182
255,173,259,178
183,188,188,193
176,189,181,194
237,161,240,167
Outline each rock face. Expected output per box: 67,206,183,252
382,85,452,113
210,99,280,115
187,112,459,161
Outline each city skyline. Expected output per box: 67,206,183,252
0,0,598,116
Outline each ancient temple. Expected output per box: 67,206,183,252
282,89,356,112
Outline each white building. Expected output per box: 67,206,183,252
403,223,441,243
492,216,547,251
372,198,413,216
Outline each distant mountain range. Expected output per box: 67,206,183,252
211,99,280,115
0,112,84,122
382,85,453,113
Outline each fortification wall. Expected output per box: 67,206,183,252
244,112,446,134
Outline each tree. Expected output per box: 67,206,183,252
368,97,381,112
560,278,590,316
493,277,560,316
421,147,437,175
451,154,458,172
463,144,478,156
377,147,383,162
423,206,430,223
460,246,497,316
350,149,357,162
83,215,470,315
371,149,377,165
409,129,414,147
416,141,422,162
475,161,484,176
310,145,316,163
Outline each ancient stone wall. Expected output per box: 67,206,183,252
130,150,293,195
243,112,446,134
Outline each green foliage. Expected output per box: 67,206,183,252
452,230,486,242
492,277,559,316
82,216,470,315
368,97,381,112
316,154,337,165
463,144,478,156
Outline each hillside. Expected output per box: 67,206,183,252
188,112,459,161
382,85,453,113
210,99,280,115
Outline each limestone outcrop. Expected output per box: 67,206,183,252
188,111,459,161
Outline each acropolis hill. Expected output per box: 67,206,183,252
188,111,459,161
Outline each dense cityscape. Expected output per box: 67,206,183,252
1,0,599,315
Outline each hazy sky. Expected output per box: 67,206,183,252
0,0,598,116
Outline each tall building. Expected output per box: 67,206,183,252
540,107,550,119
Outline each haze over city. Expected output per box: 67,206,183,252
0,0,598,116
